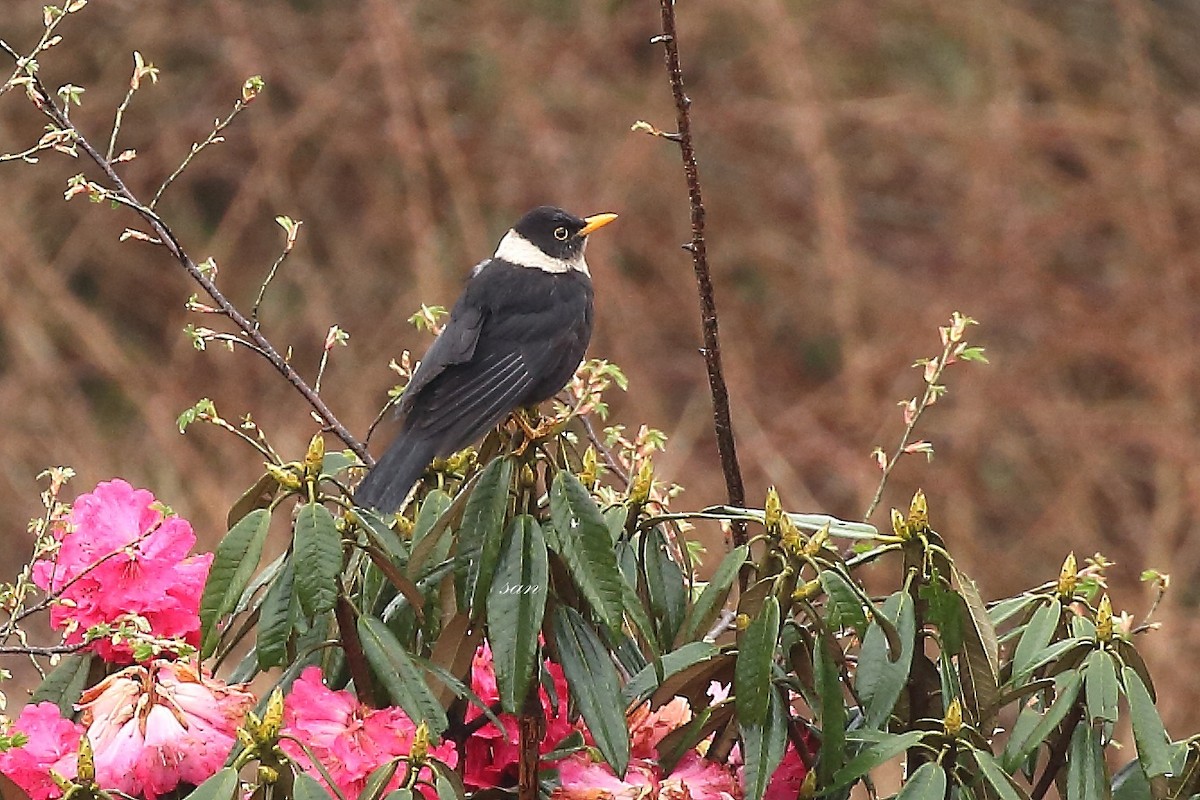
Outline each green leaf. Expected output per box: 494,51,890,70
294,502,341,616
30,653,92,719
895,762,947,800
735,595,780,728
227,472,280,529
856,592,916,730
294,773,336,800
357,614,448,733
199,508,271,656
487,515,548,714
257,558,296,669
644,527,687,649
740,687,788,800
358,759,401,800
1084,650,1119,734
407,486,465,580
1002,671,1083,772
181,767,240,800
954,565,1001,717
815,634,846,784
679,544,747,643
828,730,926,792
820,569,868,635
458,457,512,616
1066,723,1110,800
973,749,1030,800
1121,666,1172,779
550,471,625,629
622,641,719,706
552,605,630,776
1010,600,1062,686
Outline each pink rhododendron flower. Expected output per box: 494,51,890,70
763,743,811,800
32,479,213,663
77,659,254,800
281,667,457,800
0,703,84,800
661,752,741,800
463,642,583,789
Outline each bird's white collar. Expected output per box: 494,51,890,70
491,230,590,276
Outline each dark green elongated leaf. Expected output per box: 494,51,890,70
30,653,92,718
257,558,296,669
973,749,1030,800
1025,638,1091,675
621,578,661,661
487,515,548,714
458,457,512,616
735,596,780,728
1121,666,1172,779
227,473,280,529
382,791,414,800
1002,671,1083,772
954,566,1000,715
828,730,926,791
294,503,341,616
988,595,1044,627
623,641,719,706
1085,650,1119,732
181,767,239,800
820,569,868,635
740,687,788,800
552,605,629,776
1066,723,1110,800
407,485,470,580
358,759,401,800
644,527,687,649
1010,600,1061,686
550,471,625,629
357,615,448,733
856,592,916,730
896,762,947,800
1111,759,1151,800
200,508,272,655
679,545,748,644
815,634,846,784
604,505,628,545
418,656,506,734
293,773,335,800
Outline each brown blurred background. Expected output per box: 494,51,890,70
2,0,1200,733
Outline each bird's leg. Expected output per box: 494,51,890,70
510,406,562,454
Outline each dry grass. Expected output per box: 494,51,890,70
3,0,1200,733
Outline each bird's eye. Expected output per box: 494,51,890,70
553,226,570,241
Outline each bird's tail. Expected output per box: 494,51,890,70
354,433,439,514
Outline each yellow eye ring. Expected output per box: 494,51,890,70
553,226,569,241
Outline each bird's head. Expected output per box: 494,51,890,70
493,206,617,275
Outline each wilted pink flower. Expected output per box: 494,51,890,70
0,703,84,800
281,667,457,800
77,659,254,800
32,479,212,663
463,642,583,789
552,752,740,800
552,754,658,800
628,697,691,761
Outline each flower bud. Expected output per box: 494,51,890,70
257,765,279,784
792,579,821,602
907,489,928,533
764,487,783,533
799,770,817,800
304,433,325,479
262,687,285,740
779,515,803,558
735,613,751,631
890,508,910,540
410,721,430,764
242,75,264,103
77,735,95,784
943,698,963,737
1096,594,1113,641
265,462,302,490
580,446,599,487
520,463,537,490
805,522,830,557
1058,552,1077,599
629,458,653,506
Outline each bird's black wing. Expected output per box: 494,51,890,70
405,341,539,450
399,303,485,415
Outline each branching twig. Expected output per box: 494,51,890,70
5,64,372,466
650,0,748,551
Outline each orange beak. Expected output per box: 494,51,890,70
579,213,618,237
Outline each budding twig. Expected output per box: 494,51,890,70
652,0,748,552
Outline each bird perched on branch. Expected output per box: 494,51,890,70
355,206,618,513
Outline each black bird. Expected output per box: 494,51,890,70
355,206,617,513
